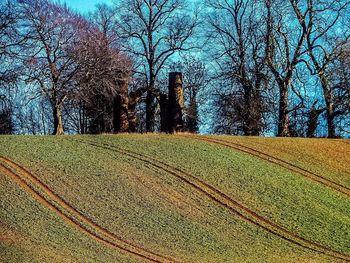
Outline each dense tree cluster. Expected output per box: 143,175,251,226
0,0,349,137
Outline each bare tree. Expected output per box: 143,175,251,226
0,0,28,135
207,0,270,136
295,0,350,138
327,43,350,137
264,0,314,136
117,0,199,132
73,20,132,134
0,0,20,84
19,0,87,135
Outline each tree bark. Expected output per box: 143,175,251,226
145,91,155,132
320,74,336,138
128,92,137,133
187,97,198,133
146,71,156,132
307,105,324,138
278,84,290,137
52,103,64,135
326,105,336,138
113,95,129,133
146,54,156,132
128,87,148,133
168,72,184,133
242,84,262,136
113,78,129,133
160,93,169,133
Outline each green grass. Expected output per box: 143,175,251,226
0,134,349,262
0,168,140,263
210,135,350,188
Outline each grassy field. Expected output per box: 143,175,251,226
0,135,349,262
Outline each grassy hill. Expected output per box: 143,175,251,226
0,135,349,263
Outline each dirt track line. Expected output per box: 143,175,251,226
0,157,181,263
133,172,213,219
0,164,160,263
75,139,350,262
184,135,350,198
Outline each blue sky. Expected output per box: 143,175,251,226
64,0,199,13
64,0,113,13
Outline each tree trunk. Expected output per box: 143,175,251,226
320,75,336,138
52,104,64,135
0,108,13,135
325,100,336,138
242,85,256,136
160,93,169,133
128,92,137,133
146,67,156,132
128,87,148,133
187,98,198,133
145,91,155,132
79,102,86,134
168,72,184,133
113,96,120,133
307,106,324,138
278,84,290,137
113,95,129,133
113,78,129,133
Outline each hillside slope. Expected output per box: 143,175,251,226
0,135,349,263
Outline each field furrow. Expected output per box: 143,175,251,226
0,156,181,263
73,138,350,262
183,135,350,197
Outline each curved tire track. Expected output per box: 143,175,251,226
0,156,181,263
73,138,350,262
183,135,350,197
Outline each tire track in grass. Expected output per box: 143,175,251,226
73,138,350,262
182,135,350,198
0,156,182,263
132,171,213,219
0,164,159,263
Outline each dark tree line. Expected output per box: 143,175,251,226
206,0,350,137
0,0,349,137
